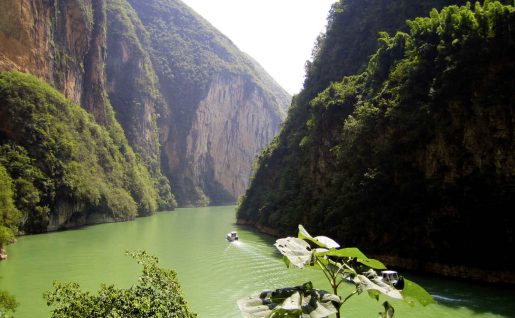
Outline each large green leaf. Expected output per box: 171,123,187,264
318,248,386,270
237,282,340,318
320,247,367,259
401,278,435,306
298,225,340,249
275,237,313,268
357,258,387,270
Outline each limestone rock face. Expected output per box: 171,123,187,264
0,0,110,125
0,0,53,81
179,73,282,204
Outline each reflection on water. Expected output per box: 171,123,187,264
0,206,514,318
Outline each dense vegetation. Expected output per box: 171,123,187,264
238,0,514,277
0,72,162,233
0,163,20,248
0,289,17,318
44,251,197,318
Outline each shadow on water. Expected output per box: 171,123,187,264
233,223,515,317
411,273,515,317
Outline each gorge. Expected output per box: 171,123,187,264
0,0,514,311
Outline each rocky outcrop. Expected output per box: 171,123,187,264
0,0,108,122
0,0,53,81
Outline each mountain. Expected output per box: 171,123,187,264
0,0,289,236
237,0,515,283
122,0,290,206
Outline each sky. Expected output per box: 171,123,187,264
180,0,336,95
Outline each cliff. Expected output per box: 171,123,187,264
237,1,515,282
126,0,290,206
0,0,290,234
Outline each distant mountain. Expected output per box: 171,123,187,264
0,0,290,235
237,0,515,283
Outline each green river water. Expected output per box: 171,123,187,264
1,206,514,317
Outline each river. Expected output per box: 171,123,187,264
1,206,514,317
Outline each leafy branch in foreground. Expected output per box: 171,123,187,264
44,250,197,318
0,290,18,318
238,225,434,318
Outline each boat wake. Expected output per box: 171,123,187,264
432,294,465,304
224,240,243,253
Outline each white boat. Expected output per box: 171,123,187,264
226,231,239,241
381,270,400,285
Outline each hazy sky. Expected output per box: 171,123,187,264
180,0,336,95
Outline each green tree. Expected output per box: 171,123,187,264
0,290,18,318
44,251,197,318
238,225,433,318
0,163,20,249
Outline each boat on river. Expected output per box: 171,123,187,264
381,270,400,285
226,231,239,241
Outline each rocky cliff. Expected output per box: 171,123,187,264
184,72,283,203
126,0,290,206
0,0,290,233
0,0,110,125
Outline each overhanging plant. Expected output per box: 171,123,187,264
238,225,434,318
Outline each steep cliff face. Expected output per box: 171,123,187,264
183,73,283,204
0,0,53,81
0,0,173,230
0,0,108,124
127,0,290,206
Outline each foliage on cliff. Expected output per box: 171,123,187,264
0,72,161,233
238,0,515,274
0,163,20,248
44,251,197,318
105,0,176,210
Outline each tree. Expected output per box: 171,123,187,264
44,251,197,318
238,225,433,318
0,163,20,250
0,290,18,318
